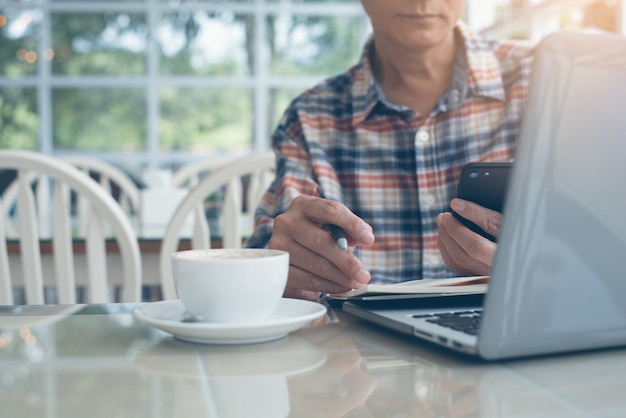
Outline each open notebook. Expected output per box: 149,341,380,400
341,31,626,360
331,276,488,301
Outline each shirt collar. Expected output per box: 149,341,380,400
350,41,379,126
351,21,506,126
456,21,506,102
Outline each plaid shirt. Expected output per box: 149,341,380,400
247,22,534,284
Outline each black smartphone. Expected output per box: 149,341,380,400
453,162,512,242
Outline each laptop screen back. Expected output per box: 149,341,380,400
478,31,626,360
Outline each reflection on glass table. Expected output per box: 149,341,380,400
1,303,626,418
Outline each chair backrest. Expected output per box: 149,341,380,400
170,157,233,189
159,152,275,300
62,156,142,228
0,150,142,305
2,156,142,238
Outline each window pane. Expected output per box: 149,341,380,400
160,88,253,153
0,9,41,76
52,88,146,151
158,11,252,76
268,14,363,76
51,12,148,76
0,87,38,149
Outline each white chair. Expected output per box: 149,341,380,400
159,152,275,300
62,156,142,232
2,156,142,238
135,158,231,239
170,157,233,189
0,150,142,305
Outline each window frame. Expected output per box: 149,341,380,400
0,0,370,169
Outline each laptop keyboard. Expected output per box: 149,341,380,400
413,310,483,336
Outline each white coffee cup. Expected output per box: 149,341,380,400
171,248,289,323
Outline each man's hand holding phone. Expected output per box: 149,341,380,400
437,162,511,276
452,162,511,242
437,199,501,276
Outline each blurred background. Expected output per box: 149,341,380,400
0,0,622,174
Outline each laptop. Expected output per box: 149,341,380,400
342,30,626,360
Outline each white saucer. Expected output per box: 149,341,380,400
133,298,327,344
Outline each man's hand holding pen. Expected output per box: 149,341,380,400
269,195,375,301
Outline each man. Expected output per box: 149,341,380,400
247,0,533,301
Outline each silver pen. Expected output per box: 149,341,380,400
328,224,348,252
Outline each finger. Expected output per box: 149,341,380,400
295,196,375,247
438,217,480,276
437,212,493,276
286,264,353,296
451,198,502,239
270,232,348,290
272,211,371,288
290,232,370,288
440,211,495,269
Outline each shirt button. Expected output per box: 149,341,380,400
416,131,430,143
429,254,441,266
423,194,436,206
